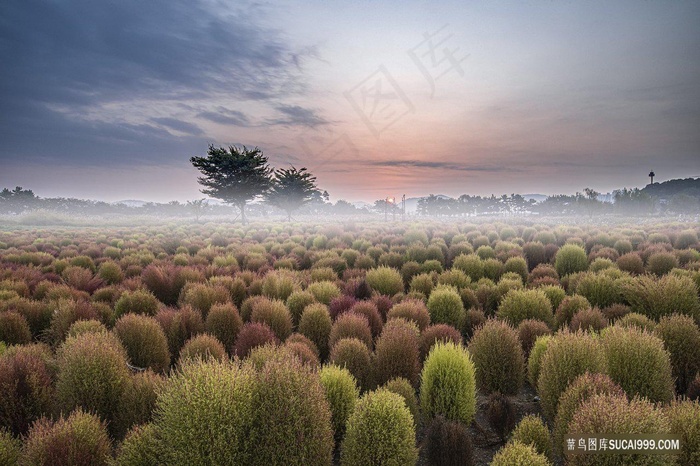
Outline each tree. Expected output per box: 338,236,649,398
190,145,272,224
187,199,209,222
0,186,37,214
265,166,321,221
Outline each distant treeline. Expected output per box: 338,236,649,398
1,178,698,218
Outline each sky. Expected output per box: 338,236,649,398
1,0,699,203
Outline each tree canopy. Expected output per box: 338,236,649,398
265,166,321,221
190,145,272,224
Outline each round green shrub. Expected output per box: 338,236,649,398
67,319,107,338
329,338,374,392
0,311,31,345
340,389,417,466
307,281,342,305
178,283,230,318
250,299,292,341
566,393,671,466
574,273,622,308
298,303,332,360
510,414,552,460
329,312,373,351
0,344,54,436
261,270,300,301
365,266,404,296
113,370,164,440
233,322,279,359
319,365,359,443
647,252,679,276
555,244,588,277
552,372,624,457
569,307,608,333
286,290,316,326
497,289,554,328
554,295,591,329
97,260,124,284
665,399,700,466
114,289,160,319
539,285,566,314
373,318,421,387
113,313,170,373
205,303,243,354
504,256,528,283
602,325,674,403
178,333,226,364
490,441,552,466
452,254,484,281
423,415,474,466
382,377,419,426
420,341,476,425
468,319,524,395
427,285,465,330
154,359,256,465
56,332,130,433
112,423,162,466
387,298,430,331
0,428,20,466
654,313,700,394
21,409,112,466
437,269,472,290
537,330,607,421
621,274,700,323
616,312,656,332
246,352,334,466
410,272,435,297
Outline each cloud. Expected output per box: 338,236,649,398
151,118,203,136
366,159,519,172
267,105,329,127
197,108,252,127
0,0,310,166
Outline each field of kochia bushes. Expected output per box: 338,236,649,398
0,221,699,465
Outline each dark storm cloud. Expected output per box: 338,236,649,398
268,105,329,127
0,0,306,165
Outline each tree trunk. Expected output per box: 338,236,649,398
240,203,247,225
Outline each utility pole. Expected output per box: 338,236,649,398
402,194,406,221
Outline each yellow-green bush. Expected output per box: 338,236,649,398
490,441,552,466
537,330,607,421
497,289,554,328
602,325,674,403
427,285,465,330
420,341,476,425
340,389,417,466
113,313,170,373
665,399,700,466
509,414,552,460
365,266,404,296
319,364,359,443
654,314,700,394
468,319,524,395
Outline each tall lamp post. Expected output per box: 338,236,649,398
387,197,395,222
402,194,406,222
649,171,655,185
